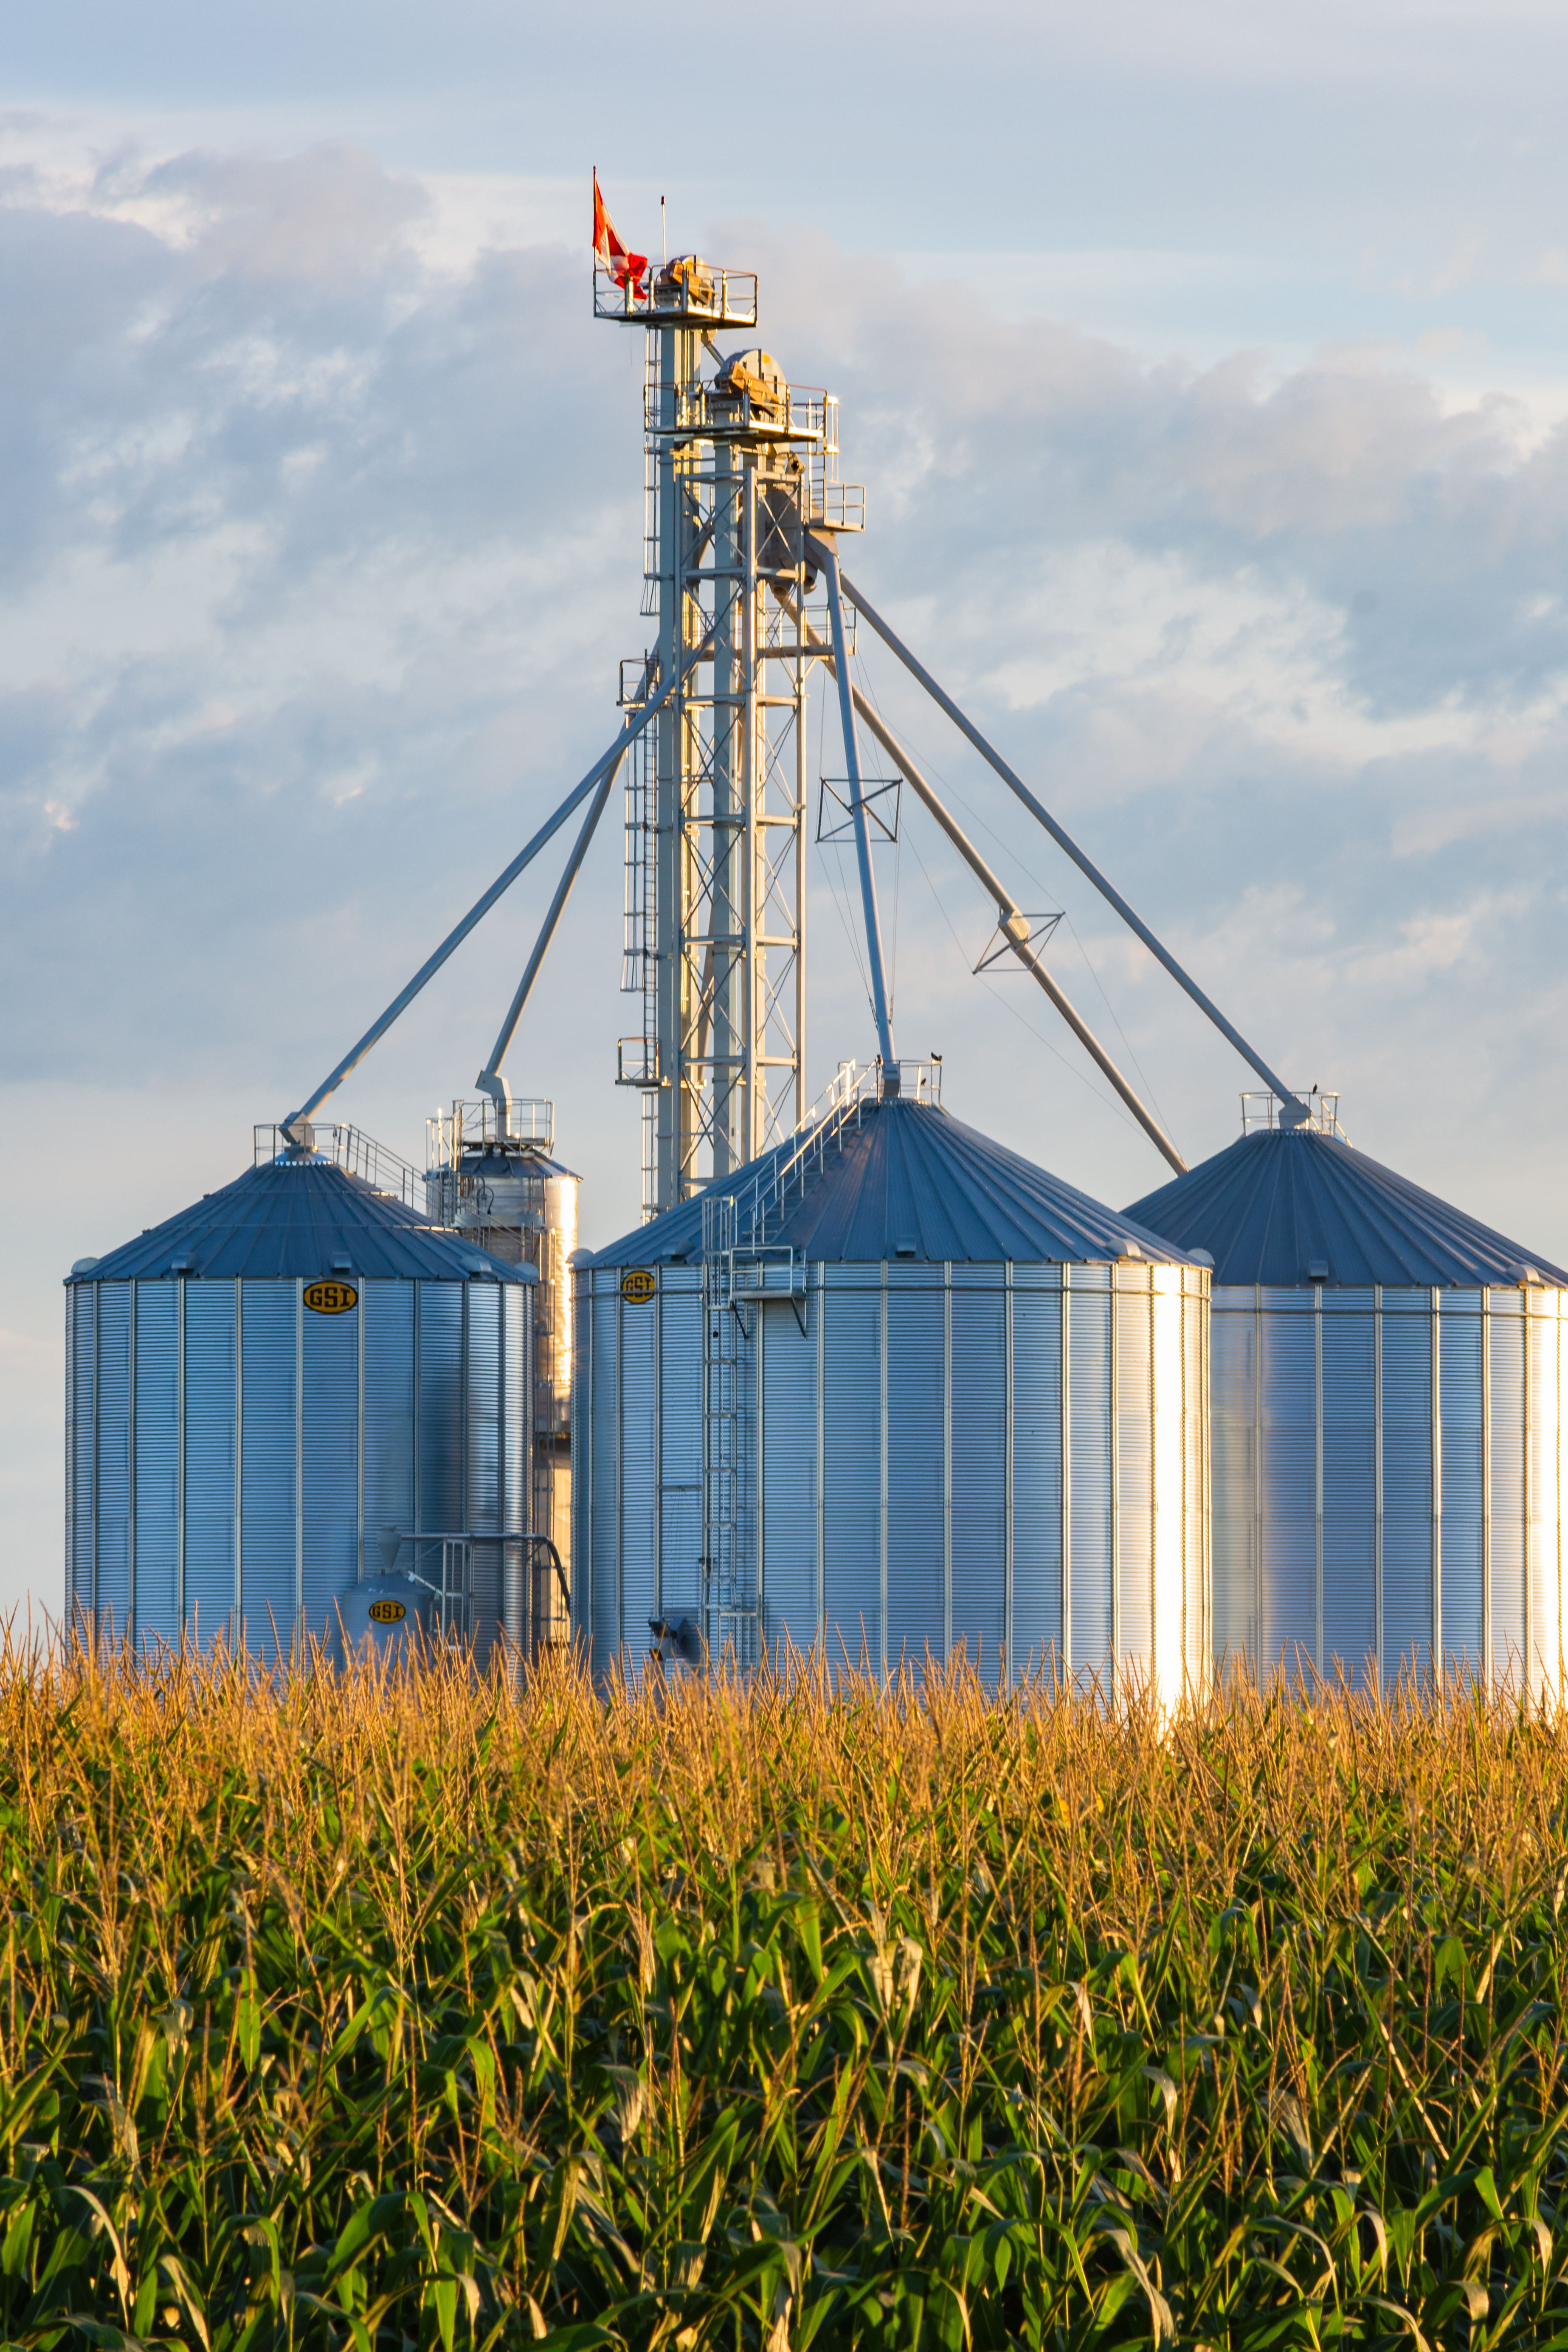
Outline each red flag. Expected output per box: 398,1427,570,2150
592,172,648,298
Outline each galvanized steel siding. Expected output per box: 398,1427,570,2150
1489,1298,1527,1676
183,1282,237,1645
1322,1294,1377,1689
760,1294,818,1659
951,1275,1007,1685
1184,1282,1209,1691
363,1283,415,1564
577,1257,1208,1705
822,1279,881,1676
133,1282,180,1645
884,1276,944,1673
69,1270,524,1667
1259,1292,1315,1679
68,1286,96,1624
1531,1296,1564,1695
619,1286,658,1671
94,1286,133,1639
1011,1276,1063,1675
419,1287,464,1541
465,1284,502,1653
1209,1296,1255,1671
1381,1295,1433,1682
658,1279,704,1631
1439,1296,1485,1673
1068,1276,1113,1693
501,1285,529,1645
239,1283,297,1661
1211,1282,1565,1693
588,1284,619,1677
302,1294,357,1642
1115,1275,1154,1679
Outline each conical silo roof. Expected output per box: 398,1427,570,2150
68,1154,529,1284
589,1095,1198,1267
1125,1124,1568,1289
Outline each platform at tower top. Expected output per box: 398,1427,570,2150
593,255,758,329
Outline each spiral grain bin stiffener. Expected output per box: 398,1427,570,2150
575,1074,1210,1702
65,1146,535,1662
1128,1102,1568,1694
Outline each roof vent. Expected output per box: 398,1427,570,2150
1187,1248,1214,1269
169,1255,194,1275
894,1234,918,1258
331,1252,353,1273
1306,1258,1329,1281
70,1256,101,1277
1123,1239,1143,1258
1517,1263,1543,1287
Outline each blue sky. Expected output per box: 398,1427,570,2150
5,0,1568,1614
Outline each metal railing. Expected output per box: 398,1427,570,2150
427,1096,554,1169
805,482,867,532
645,380,833,450
253,1121,430,1212
329,1125,429,1209
702,1057,943,1270
594,257,758,327
1241,1089,1349,1142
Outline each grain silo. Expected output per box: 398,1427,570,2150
574,1065,1210,1701
1126,1095,1568,1695
65,1133,535,1663
426,1095,580,1637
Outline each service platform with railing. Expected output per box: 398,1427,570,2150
253,1121,430,1212
594,255,758,329
1241,1088,1349,1141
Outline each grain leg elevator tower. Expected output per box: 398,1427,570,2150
599,258,860,1216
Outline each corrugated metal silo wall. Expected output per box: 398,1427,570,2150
573,1259,1209,1702
1210,1284,1566,1693
65,1277,530,1663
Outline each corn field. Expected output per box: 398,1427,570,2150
3,1637,1568,2349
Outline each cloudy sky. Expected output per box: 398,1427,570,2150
5,0,1568,1615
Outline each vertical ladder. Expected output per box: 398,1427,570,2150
701,1194,757,1667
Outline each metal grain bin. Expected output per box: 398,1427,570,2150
1126,1095,1568,1695
574,1065,1209,1702
426,1096,579,1620
65,1137,535,1664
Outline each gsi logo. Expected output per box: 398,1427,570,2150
368,1599,406,1625
304,1280,358,1315
620,1268,656,1304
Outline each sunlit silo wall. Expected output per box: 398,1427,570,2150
427,1096,580,1619
574,1082,1210,1703
1127,1104,1568,1695
65,1144,534,1664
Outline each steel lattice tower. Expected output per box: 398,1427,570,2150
600,255,856,1215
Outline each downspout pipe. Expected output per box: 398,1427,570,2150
478,751,624,1113
282,642,702,1138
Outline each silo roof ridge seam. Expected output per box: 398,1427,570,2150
1125,1121,1568,1290
69,1158,528,1286
585,1093,1204,1269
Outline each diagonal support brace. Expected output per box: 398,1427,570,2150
838,569,1308,1121
785,586,1186,1173
282,641,702,1136
809,532,898,1082
478,749,625,1106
